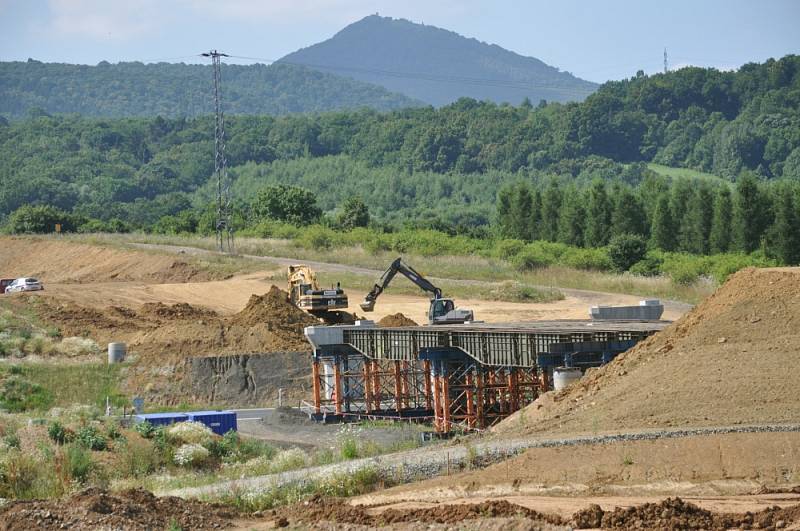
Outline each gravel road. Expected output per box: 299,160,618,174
166,423,800,500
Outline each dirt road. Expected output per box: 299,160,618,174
7,238,688,324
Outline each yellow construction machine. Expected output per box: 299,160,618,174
287,265,351,323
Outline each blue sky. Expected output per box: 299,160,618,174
1,0,798,82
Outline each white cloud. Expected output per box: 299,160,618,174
47,0,165,40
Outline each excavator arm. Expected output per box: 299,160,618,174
360,257,442,312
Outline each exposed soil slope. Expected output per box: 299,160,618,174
496,267,800,436
0,236,219,283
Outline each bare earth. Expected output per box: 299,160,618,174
3,237,799,528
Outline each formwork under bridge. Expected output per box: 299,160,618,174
304,320,669,433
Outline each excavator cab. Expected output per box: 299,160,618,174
429,298,455,320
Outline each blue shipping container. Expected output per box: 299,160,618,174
186,410,237,435
135,413,189,427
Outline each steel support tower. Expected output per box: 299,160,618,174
202,50,234,253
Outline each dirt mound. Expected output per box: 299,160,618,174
0,487,235,530
0,236,221,284
378,312,419,327
231,286,317,329
571,497,800,530
138,302,217,320
275,497,561,527
496,267,800,435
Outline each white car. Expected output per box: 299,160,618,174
5,277,44,293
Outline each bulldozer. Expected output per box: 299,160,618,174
287,265,351,324
360,257,475,325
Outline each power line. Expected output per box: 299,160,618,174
201,50,234,254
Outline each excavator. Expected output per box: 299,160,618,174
360,257,475,325
287,265,351,324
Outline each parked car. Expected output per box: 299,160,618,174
4,277,44,293
0,279,14,294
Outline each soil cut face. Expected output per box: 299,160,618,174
378,312,419,327
0,488,237,530
495,267,800,436
0,237,221,284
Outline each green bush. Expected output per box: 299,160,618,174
133,420,155,438
494,239,525,260
629,252,664,276
607,234,648,271
340,437,359,460
75,425,107,451
48,421,72,445
562,247,614,271
64,443,94,483
298,225,335,250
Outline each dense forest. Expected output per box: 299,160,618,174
2,55,799,265
281,15,597,106
0,60,419,119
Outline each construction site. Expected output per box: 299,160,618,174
0,235,798,529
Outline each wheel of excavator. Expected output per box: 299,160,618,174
317,311,356,325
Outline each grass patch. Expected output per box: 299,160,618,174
0,362,126,411
647,163,728,184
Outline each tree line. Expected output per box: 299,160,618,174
496,173,800,265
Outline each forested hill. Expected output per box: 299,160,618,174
1,55,798,231
280,15,597,106
0,60,421,119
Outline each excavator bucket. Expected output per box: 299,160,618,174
359,300,376,312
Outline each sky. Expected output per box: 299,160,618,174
1,0,798,83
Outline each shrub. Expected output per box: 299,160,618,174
607,234,648,271
48,421,72,445
133,420,155,438
269,448,309,472
3,433,20,449
166,421,213,445
340,437,359,460
494,239,525,260
512,242,560,270
113,436,162,477
562,247,614,271
75,425,107,451
629,252,664,276
173,443,210,467
64,443,94,483
298,225,334,250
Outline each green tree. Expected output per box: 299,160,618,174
7,205,78,234
611,185,648,237
608,233,648,271
683,183,714,254
557,186,586,247
650,194,677,251
709,186,733,253
251,185,322,225
767,183,800,265
337,196,370,229
732,173,769,253
540,179,562,242
584,179,612,246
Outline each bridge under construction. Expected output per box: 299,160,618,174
304,320,669,433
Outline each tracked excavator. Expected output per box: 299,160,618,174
287,265,352,324
360,257,475,325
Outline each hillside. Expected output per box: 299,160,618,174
0,60,421,119
495,267,800,435
280,15,597,106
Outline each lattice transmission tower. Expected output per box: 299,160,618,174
202,50,234,253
